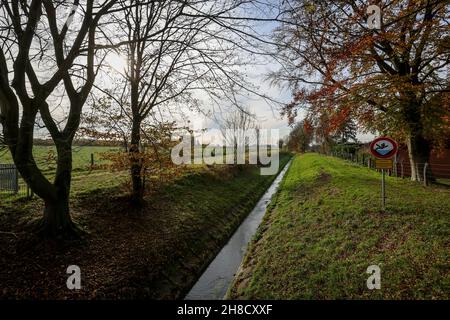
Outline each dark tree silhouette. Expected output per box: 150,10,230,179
0,0,120,237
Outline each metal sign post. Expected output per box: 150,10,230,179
370,137,398,212
381,169,386,211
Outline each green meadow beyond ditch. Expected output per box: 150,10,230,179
228,153,450,300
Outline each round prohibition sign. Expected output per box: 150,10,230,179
370,137,398,159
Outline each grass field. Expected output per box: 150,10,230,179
0,153,292,299
228,153,450,299
0,145,116,172
0,145,125,197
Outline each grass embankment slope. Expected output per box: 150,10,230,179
228,153,449,299
0,154,291,299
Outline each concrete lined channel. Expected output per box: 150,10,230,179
185,159,292,300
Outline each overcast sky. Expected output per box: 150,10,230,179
180,7,376,144
11,1,375,144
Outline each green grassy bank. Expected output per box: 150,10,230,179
228,153,449,299
0,153,291,299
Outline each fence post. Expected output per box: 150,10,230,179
423,162,429,186
14,167,19,194
400,161,404,178
91,153,94,167
394,161,397,177
393,154,397,177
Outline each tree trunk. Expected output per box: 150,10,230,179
5,105,78,238
130,119,143,206
402,96,434,183
256,129,261,166
41,197,74,237
406,133,432,182
123,138,128,152
38,142,78,238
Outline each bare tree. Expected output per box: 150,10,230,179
117,0,189,205
93,0,266,205
0,0,121,237
217,106,257,163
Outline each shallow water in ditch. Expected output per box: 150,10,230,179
185,160,292,300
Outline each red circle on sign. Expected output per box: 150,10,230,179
370,137,398,159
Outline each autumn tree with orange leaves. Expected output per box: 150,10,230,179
286,121,313,153
272,0,450,181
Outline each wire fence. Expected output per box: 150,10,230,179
330,152,450,187
2,151,449,201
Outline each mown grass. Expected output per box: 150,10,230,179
228,153,450,300
0,145,116,173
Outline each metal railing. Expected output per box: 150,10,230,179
0,164,18,193
0,164,33,199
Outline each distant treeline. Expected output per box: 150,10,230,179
34,139,123,147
